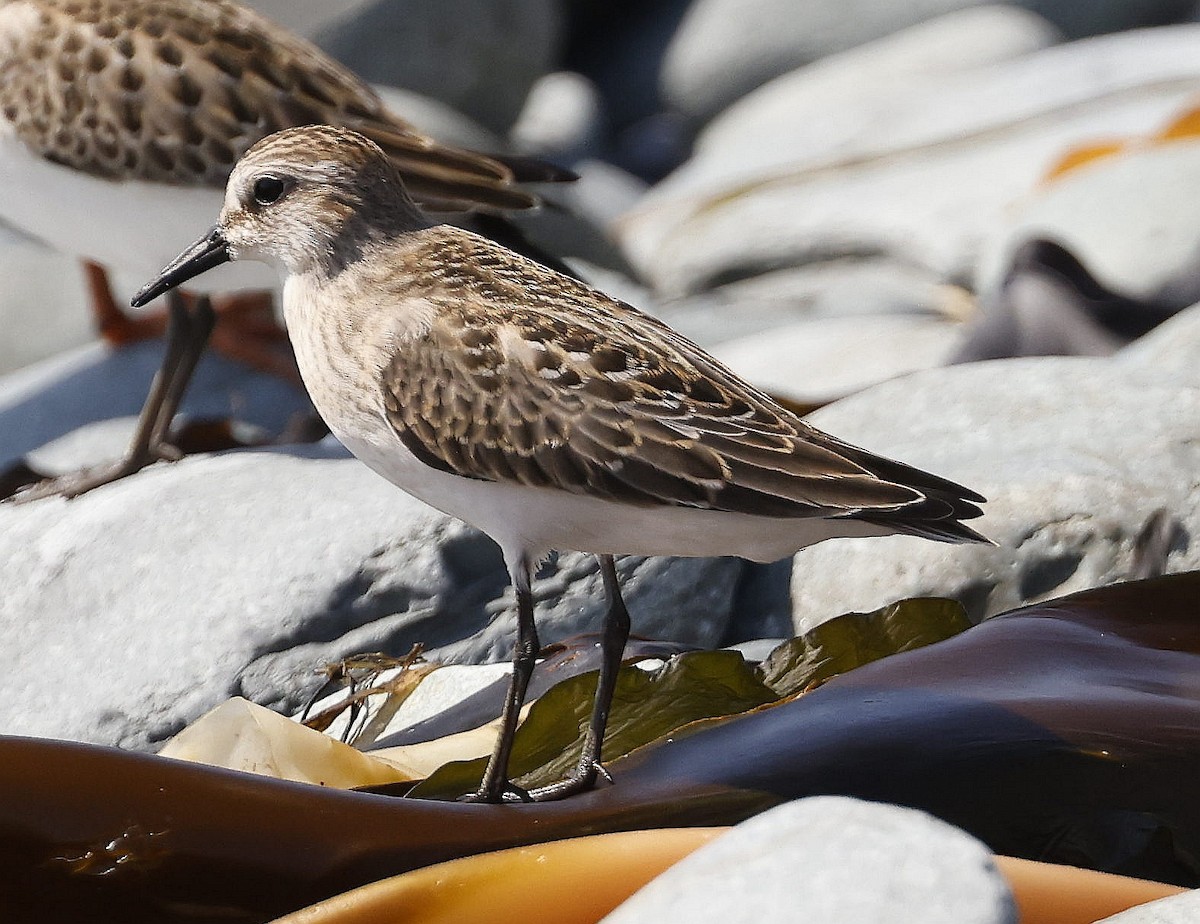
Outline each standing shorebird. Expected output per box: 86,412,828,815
134,126,989,803
0,0,570,499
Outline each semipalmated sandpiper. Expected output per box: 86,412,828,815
0,0,570,499
134,126,989,803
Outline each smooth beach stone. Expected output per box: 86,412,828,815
601,796,1016,924
619,22,1200,297
789,308,1200,627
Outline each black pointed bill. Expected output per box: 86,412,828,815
130,226,231,307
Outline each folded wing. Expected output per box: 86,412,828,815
380,232,986,542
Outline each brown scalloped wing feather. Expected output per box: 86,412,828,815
379,231,986,535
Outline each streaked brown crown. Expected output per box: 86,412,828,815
220,126,430,275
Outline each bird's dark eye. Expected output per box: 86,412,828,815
251,175,289,206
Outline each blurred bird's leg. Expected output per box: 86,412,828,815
8,259,303,502
141,293,217,459
9,291,215,503
86,259,167,344
86,259,295,383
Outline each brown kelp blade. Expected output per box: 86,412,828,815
0,573,1198,922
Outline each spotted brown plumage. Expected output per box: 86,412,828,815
0,0,557,210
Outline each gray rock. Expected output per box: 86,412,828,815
788,304,1200,629
974,136,1200,326
0,442,741,750
0,340,311,468
243,542,741,713
242,0,375,38
510,71,607,165
712,313,965,405
622,21,1200,297
1098,888,1200,922
661,2,1058,123
0,445,437,749
315,0,564,134
507,160,648,276
653,259,971,349
601,796,1016,924
1036,0,1194,38
1118,298,1200,386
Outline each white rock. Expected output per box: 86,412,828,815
510,71,607,162
789,304,1200,629
650,259,969,351
712,313,964,405
1117,298,1200,386
662,2,1058,122
0,235,95,376
602,796,1016,924
695,5,1059,156
620,23,1200,296
353,662,512,744
975,137,1200,300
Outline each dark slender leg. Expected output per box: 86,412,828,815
146,295,216,452
9,292,214,503
116,291,199,465
525,553,631,802
465,556,540,803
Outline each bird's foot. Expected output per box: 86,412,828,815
5,443,181,505
458,780,532,804
521,760,613,803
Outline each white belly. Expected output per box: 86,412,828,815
334,422,892,565
0,132,276,295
